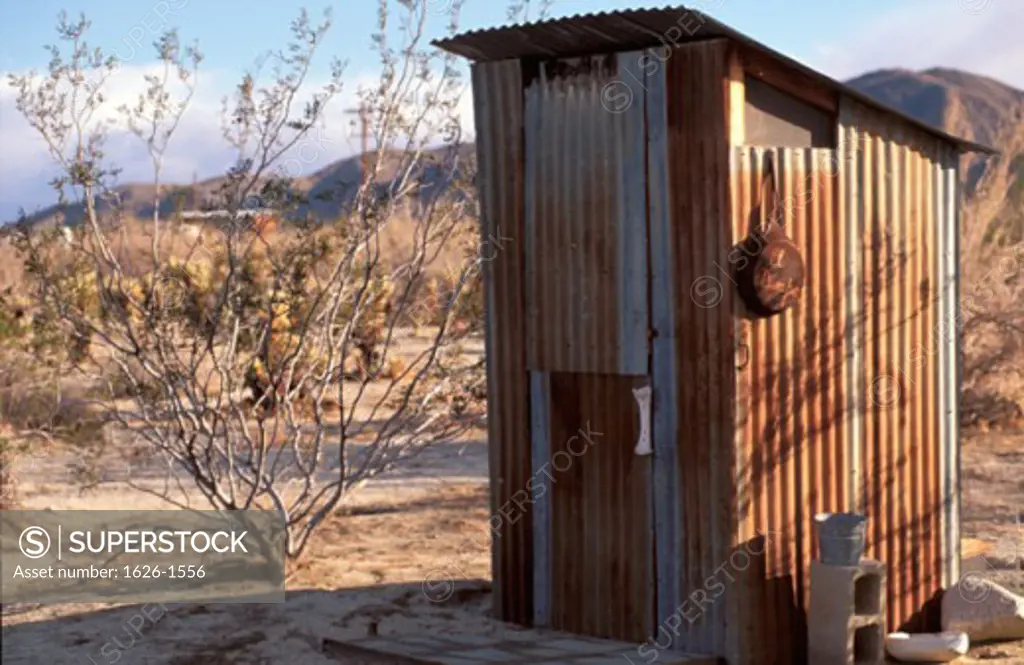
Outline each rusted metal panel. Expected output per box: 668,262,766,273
729,97,962,645
471,59,533,626
664,40,736,657
839,97,954,631
729,134,960,654
520,50,656,644
546,372,655,642
732,145,848,665
524,53,649,376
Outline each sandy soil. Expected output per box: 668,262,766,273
3,436,502,664
2,428,1023,664
957,429,1024,664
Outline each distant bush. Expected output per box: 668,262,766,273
0,436,17,509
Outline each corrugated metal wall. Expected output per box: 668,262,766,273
471,59,533,625
662,40,738,657
543,372,655,641
524,55,649,376
524,51,657,642
730,103,961,663
838,97,961,630
732,146,849,665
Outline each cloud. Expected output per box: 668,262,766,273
812,1,1024,89
0,61,476,222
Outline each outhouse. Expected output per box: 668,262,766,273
435,7,996,665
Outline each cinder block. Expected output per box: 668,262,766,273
808,559,887,665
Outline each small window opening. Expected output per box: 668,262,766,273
744,75,835,148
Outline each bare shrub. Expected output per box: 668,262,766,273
960,118,1024,426
8,4,485,558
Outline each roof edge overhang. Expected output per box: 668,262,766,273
433,6,999,156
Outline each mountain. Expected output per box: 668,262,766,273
6,143,475,229
848,67,1023,150
847,67,1024,247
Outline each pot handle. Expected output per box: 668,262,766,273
758,153,780,235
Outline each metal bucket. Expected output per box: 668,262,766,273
814,512,867,566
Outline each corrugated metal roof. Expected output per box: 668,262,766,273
434,5,998,155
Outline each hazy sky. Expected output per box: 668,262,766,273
1,0,1020,221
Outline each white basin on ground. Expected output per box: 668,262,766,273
885,631,969,662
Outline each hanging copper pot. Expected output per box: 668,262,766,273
736,154,805,317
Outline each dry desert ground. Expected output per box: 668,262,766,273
1,423,1022,664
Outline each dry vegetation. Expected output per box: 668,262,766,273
0,1,491,564
956,93,1024,430
1,3,1022,664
